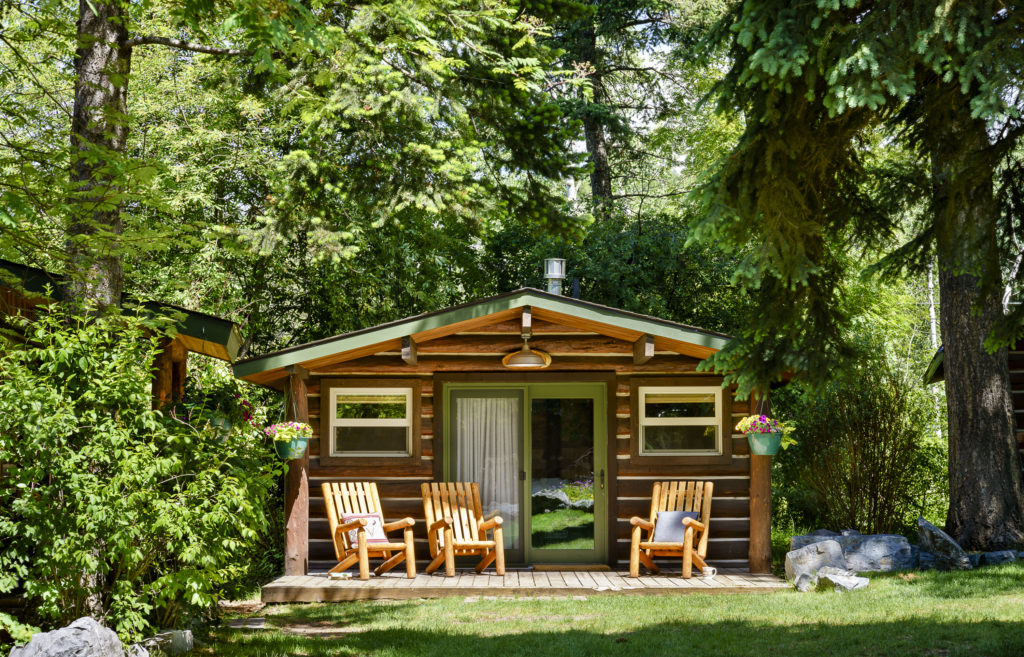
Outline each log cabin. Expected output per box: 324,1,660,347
234,266,775,576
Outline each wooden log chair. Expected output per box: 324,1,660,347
322,482,417,580
629,480,714,579
420,482,505,576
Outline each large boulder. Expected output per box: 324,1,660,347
11,617,124,657
531,488,571,513
814,566,870,592
791,531,915,571
785,539,847,583
139,630,193,656
917,517,972,570
981,550,1016,566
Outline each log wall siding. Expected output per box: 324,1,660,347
298,320,753,572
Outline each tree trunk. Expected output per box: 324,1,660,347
934,108,1024,551
67,0,131,308
578,26,612,212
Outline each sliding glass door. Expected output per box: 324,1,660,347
446,382,607,565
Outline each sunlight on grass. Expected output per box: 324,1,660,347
202,564,1024,657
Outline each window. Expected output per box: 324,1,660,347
328,387,414,457
637,386,722,455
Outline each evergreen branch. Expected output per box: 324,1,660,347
126,36,249,57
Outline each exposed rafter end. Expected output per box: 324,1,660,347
633,334,654,365
402,336,418,365
284,364,310,380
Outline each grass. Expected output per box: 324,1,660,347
203,563,1024,656
529,509,594,550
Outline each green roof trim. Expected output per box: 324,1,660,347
233,288,732,378
923,346,944,385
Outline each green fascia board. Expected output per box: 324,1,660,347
923,346,944,385
233,288,732,378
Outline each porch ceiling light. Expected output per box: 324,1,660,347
502,335,551,369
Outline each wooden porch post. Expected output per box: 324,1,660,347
748,390,772,573
284,368,310,576
152,337,174,409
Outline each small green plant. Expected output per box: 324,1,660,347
0,611,39,647
558,479,593,503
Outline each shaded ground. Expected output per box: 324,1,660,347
204,563,1024,656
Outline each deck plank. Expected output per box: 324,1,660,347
261,568,787,602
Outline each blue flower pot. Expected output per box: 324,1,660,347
747,432,782,456
274,437,309,460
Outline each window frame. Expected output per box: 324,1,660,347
319,378,421,465
629,377,733,466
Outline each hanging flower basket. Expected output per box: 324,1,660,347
266,422,313,460
735,415,795,457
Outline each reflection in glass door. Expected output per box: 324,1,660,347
530,398,596,552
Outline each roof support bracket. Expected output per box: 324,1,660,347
633,334,654,365
401,336,418,365
284,364,310,380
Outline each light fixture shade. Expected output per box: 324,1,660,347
502,342,552,369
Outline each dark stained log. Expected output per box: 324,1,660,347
617,478,750,498
749,454,772,573
151,337,173,409
284,372,310,576
633,334,654,365
459,318,593,334
401,336,418,365
617,496,750,519
308,462,434,478
614,460,751,478
414,335,636,355
615,517,750,540
170,339,187,403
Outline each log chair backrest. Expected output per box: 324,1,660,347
322,481,384,554
648,480,714,556
421,482,484,545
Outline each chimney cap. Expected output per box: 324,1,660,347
544,258,566,280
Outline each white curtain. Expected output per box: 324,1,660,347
455,396,520,549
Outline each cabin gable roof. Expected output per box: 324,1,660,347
234,288,731,386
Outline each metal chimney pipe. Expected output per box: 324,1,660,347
544,258,566,295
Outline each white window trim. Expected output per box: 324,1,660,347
638,386,722,456
328,387,413,457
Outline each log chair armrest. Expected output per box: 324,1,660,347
334,517,367,542
429,517,454,534
483,509,500,521
479,515,503,533
383,517,416,534
682,517,706,532
630,516,655,531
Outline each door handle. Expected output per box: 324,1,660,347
519,470,526,481
599,469,605,489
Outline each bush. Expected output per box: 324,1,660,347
773,365,947,537
0,305,283,641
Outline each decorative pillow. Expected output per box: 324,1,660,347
341,512,388,545
651,511,699,543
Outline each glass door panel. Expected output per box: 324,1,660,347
450,390,523,553
530,398,596,551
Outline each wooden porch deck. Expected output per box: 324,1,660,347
262,569,788,602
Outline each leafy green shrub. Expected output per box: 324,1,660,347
0,305,283,641
773,366,947,536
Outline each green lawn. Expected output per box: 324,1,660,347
204,564,1024,656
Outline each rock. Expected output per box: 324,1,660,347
981,550,1017,566
815,566,870,592
11,617,124,657
968,553,981,568
140,630,194,656
790,532,915,571
918,550,936,570
125,646,149,657
916,517,972,570
568,498,594,511
785,539,847,582
1017,551,1024,561
531,488,571,513
794,573,815,592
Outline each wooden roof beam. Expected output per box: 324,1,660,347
633,334,655,365
401,336,418,366
521,305,532,337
